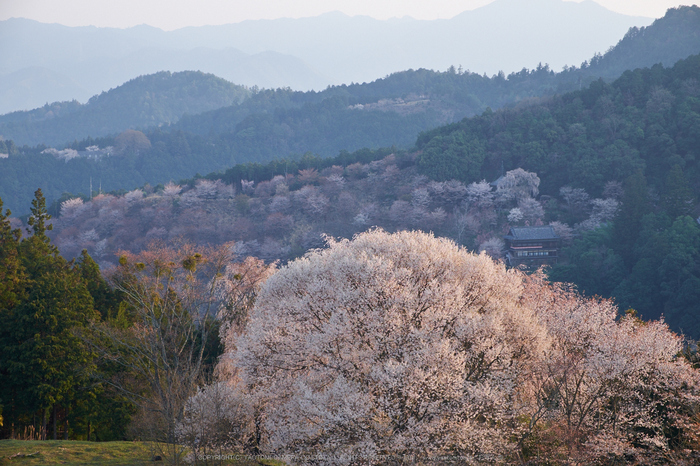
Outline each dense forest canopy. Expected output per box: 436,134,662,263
414,54,700,196
29,52,700,343
1,5,699,216
0,71,250,147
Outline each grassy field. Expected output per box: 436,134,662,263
0,440,156,465
0,440,284,465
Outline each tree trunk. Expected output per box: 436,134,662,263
41,410,47,440
63,407,69,440
87,420,91,442
52,406,57,440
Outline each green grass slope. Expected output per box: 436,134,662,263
0,440,153,465
0,440,284,465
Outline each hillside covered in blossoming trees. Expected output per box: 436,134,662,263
29,51,700,342
3,198,700,463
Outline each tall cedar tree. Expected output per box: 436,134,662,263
75,249,121,320
0,189,99,439
0,197,25,431
0,197,24,310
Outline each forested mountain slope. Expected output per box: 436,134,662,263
413,54,700,198
0,71,250,147
1,6,699,217
5,6,698,149
1,64,567,148
31,52,700,339
580,5,700,80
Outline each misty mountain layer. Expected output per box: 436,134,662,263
0,0,652,114
1,5,699,151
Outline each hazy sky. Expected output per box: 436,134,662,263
0,0,693,30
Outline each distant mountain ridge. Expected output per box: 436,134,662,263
0,19,328,114
0,0,651,113
1,5,698,149
0,71,249,146
582,5,700,79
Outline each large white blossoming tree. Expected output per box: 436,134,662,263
235,229,549,463
220,230,699,465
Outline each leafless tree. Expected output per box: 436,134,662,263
92,242,234,463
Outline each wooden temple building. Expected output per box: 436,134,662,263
504,225,561,268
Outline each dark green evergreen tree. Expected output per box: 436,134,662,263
614,170,651,268
75,249,120,320
612,213,671,320
417,130,486,182
662,164,696,219
0,197,25,437
0,196,24,314
548,226,626,299
0,190,99,439
659,216,700,338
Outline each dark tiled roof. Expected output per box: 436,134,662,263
504,226,559,241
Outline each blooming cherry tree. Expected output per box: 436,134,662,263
520,274,700,464
235,230,548,463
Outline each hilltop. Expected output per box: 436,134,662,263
581,5,700,79
0,71,249,147
0,0,651,114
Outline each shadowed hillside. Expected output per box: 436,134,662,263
0,71,250,147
